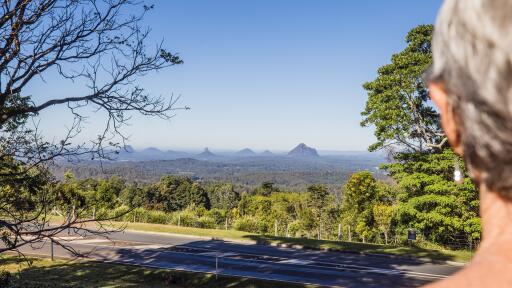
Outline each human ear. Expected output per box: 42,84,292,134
429,83,464,155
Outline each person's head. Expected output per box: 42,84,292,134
428,0,512,199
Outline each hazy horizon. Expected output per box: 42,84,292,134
122,144,385,155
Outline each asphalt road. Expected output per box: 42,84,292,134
13,230,462,287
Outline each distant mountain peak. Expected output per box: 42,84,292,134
261,150,274,156
236,148,256,156
198,147,215,157
288,143,319,157
143,147,162,152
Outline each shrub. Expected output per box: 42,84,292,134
144,210,171,224
205,208,227,226
122,208,171,224
233,216,260,233
171,210,199,227
197,216,216,229
287,220,301,237
110,206,130,219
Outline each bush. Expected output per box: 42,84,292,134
123,208,171,224
144,210,171,224
171,210,199,227
197,216,216,229
205,208,227,226
287,220,301,237
233,216,260,233
111,206,130,219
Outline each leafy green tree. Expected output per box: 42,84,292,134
95,179,121,209
55,175,85,207
254,181,279,196
386,149,479,245
307,184,332,239
119,183,145,209
154,176,210,212
207,183,240,210
373,204,394,244
355,221,372,243
269,192,302,236
342,171,379,242
361,24,445,152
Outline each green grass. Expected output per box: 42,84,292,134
119,222,473,263
123,222,257,240
0,255,311,288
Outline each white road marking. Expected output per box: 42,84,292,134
200,252,238,257
279,259,313,265
70,239,111,244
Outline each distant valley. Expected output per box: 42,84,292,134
53,143,387,191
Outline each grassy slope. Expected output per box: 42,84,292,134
120,222,473,262
0,256,310,288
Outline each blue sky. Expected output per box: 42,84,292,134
30,1,442,152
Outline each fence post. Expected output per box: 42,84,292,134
178,214,181,226
274,220,278,237
50,239,54,261
338,224,342,240
348,226,352,242
225,217,228,230
66,207,71,235
286,223,289,238
215,254,219,280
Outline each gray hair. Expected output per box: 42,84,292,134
431,0,512,198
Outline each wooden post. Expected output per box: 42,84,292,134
286,224,289,238
274,220,278,237
225,217,228,230
178,214,181,226
348,226,352,242
215,254,219,280
338,224,342,240
92,206,96,220
67,207,71,235
50,239,54,261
